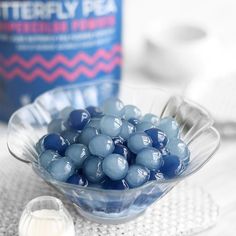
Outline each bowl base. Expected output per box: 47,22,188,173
74,205,146,224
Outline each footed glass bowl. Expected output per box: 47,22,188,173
7,80,220,224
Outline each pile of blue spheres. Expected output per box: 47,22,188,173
36,98,190,190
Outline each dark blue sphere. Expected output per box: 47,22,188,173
145,128,168,149
149,171,165,181
128,118,141,126
113,144,131,162
160,154,183,179
43,133,68,155
112,137,125,145
68,109,90,130
66,173,88,186
102,178,129,190
86,106,103,118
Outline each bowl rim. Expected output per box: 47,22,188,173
7,79,221,193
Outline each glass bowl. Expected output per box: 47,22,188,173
7,80,220,224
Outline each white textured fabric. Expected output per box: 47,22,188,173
0,154,218,236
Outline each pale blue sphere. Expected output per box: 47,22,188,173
38,150,61,170
65,144,89,168
121,105,142,120
89,134,114,157
136,147,162,171
86,118,101,130
136,121,156,132
102,98,124,117
47,119,66,133
142,113,160,125
83,156,105,183
127,132,152,154
125,165,150,188
60,130,80,144
100,115,122,137
78,127,99,146
119,120,135,140
157,117,180,138
60,106,74,120
48,157,75,182
166,139,190,164
102,154,129,180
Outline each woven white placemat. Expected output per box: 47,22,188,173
0,154,219,236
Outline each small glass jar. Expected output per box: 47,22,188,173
19,196,75,236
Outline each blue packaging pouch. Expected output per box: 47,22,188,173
0,0,122,121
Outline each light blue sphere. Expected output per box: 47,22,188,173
60,106,74,120
89,134,114,157
102,98,124,117
100,115,122,137
35,135,46,154
78,127,99,146
121,105,142,120
39,150,61,170
47,119,64,133
48,157,75,182
65,144,89,168
60,130,80,145
157,117,180,138
127,132,152,154
136,121,156,132
83,156,105,183
102,154,129,180
166,139,190,164
136,147,163,171
125,165,150,188
86,118,101,130
119,120,135,140
142,113,160,125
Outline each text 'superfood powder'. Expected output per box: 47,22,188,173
0,0,122,121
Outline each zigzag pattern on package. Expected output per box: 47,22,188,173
0,44,122,82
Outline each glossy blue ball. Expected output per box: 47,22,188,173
89,134,114,157
128,118,141,126
65,144,89,168
121,105,142,120
119,120,135,140
102,98,124,117
145,128,168,150
160,154,183,178
127,132,152,154
102,154,129,181
86,106,103,118
113,144,131,162
43,133,68,155
149,171,165,181
68,109,90,130
136,122,156,132
60,130,80,144
35,135,46,154
125,165,150,188
83,156,105,183
85,118,101,130
38,150,61,170
102,179,129,190
100,115,122,137
157,117,180,138
47,119,66,133
78,127,99,146
48,157,75,182
166,139,190,165
60,106,74,120
136,147,163,171
142,113,160,125
112,137,125,145
66,173,88,186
